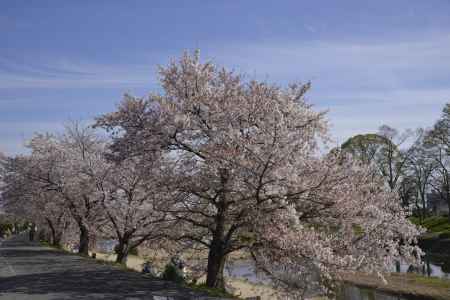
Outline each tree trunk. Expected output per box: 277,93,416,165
46,218,62,247
206,168,229,289
445,183,450,222
53,233,62,248
395,261,401,273
447,200,450,222
422,195,427,218
206,239,227,289
115,240,130,265
78,224,90,255
29,224,36,242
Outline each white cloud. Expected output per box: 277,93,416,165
0,58,158,89
207,32,450,91
204,33,450,143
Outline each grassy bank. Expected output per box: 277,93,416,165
341,272,450,300
410,216,450,255
336,216,450,299
410,215,450,237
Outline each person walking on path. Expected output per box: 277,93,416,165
28,225,37,242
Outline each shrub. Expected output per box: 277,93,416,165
161,263,185,284
0,223,14,237
129,247,138,256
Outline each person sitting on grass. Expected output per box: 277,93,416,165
142,260,157,276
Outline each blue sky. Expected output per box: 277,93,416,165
1,0,450,154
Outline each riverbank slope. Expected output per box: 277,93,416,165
341,272,450,300
411,216,450,256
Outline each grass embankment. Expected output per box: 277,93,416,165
341,272,450,300
339,216,450,299
409,216,450,255
410,215,450,238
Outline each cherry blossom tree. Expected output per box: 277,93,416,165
97,51,422,295
99,155,172,264
1,155,72,247
1,156,35,229
2,125,174,263
10,126,108,255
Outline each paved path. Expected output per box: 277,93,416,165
0,235,226,300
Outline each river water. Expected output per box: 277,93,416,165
225,255,450,300
399,254,450,279
336,285,411,300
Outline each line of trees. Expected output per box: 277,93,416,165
0,52,422,297
341,104,450,222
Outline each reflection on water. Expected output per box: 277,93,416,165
225,260,270,284
337,285,407,300
224,261,319,297
96,239,117,253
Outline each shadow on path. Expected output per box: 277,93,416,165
0,269,192,299
0,235,226,300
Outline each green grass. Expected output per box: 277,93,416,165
186,283,240,299
352,224,365,236
410,216,450,236
410,274,450,289
40,240,51,247
419,232,440,240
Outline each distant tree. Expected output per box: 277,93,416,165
427,146,450,220
12,126,108,255
1,156,71,246
341,133,387,166
375,125,417,191
0,151,6,210
398,175,416,208
342,126,418,195
427,103,450,151
425,103,450,220
1,157,39,225
406,133,436,220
